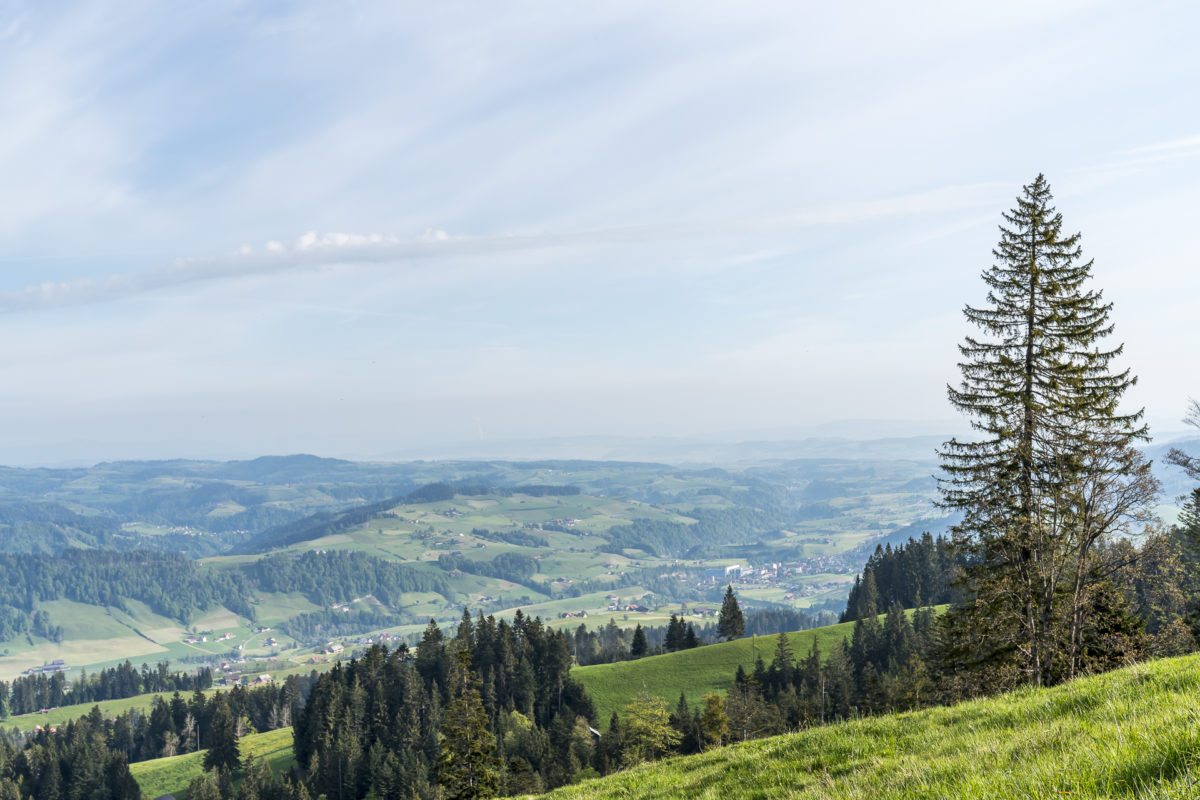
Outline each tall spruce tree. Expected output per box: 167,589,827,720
939,174,1157,687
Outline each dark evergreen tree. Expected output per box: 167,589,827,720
767,633,795,695
203,695,241,774
664,614,686,652
630,624,648,658
939,174,1157,687
717,586,744,641
437,647,502,800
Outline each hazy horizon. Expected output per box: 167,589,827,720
4,421,1198,471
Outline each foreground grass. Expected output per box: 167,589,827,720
572,623,858,726
130,726,294,800
545,653,1200,800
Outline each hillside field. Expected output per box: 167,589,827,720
130,726,295,800
573,622,857,726
546,652,1200,800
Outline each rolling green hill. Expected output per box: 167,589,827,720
130,726,295,800
0,456,951,683
573,622,858,726
546,652,1200,800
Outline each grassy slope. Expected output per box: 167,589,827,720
130,726,294,800
6,664,331,733
8,689,221,732
573,622,856,726
547,653,1200,800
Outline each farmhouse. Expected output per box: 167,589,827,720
25,659,69,675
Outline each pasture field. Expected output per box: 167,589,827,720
0,632,168,683
572,621,857,726
130,726,295,800
8,688,222,732
545,652,1200,800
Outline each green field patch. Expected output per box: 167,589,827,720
131,726,295,800
9,688,222,732
0,634,168,683
39,600,147,641
251,592,323,625
573,622,857,726
106,598,191,643
206,501,247,518
191,607,245,631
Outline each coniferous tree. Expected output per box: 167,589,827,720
939,174,1157,687
768,633,795,693
203,695,241,774
698,693,728,750
630,624,648,658
717,586,744,642
437,647,501,800
664,614,686,652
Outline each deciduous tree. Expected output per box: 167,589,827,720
621,691,680,765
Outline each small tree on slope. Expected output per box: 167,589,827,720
718,585,745,641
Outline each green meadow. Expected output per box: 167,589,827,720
545,652,1200,800
8,689,220,733
130,726,295,800
572,622,857,726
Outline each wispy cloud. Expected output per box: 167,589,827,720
1127,135,1200,155
0,182,1007,314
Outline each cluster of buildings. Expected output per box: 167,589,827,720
219,671,274,687
24,659,69,675
184,631,236,645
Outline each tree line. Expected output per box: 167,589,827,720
840,533,960,621
250,550,454,607
0,550,254,627
0,660,214,718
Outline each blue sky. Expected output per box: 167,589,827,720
1,1,1198,463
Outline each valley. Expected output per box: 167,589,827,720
0,453,945,683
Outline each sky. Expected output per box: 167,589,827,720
1,1,1199,464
